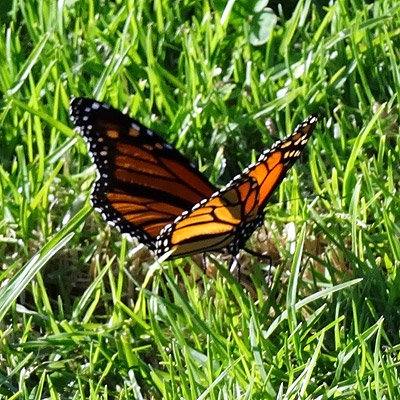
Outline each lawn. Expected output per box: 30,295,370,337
1,0,400,398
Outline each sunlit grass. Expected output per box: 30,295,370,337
1,0,400,398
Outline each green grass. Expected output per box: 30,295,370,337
1,0,400,398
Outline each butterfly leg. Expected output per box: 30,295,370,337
243,247,272,265
202,252,207,274
229,254,242,281
194,253,207,285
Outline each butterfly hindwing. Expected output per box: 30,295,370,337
70,97,216,249
156,176,262,258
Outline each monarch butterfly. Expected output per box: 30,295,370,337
70,97,317,263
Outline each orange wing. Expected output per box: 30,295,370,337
70,97,216,250
246,115,317,209
156,115,318,258
156,177,261,258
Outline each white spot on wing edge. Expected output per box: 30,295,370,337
131,122,141,131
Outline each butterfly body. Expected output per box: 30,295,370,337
70,97,317,261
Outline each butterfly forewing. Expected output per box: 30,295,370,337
247,115,318,208
70,97,216,249
156,115,318,258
